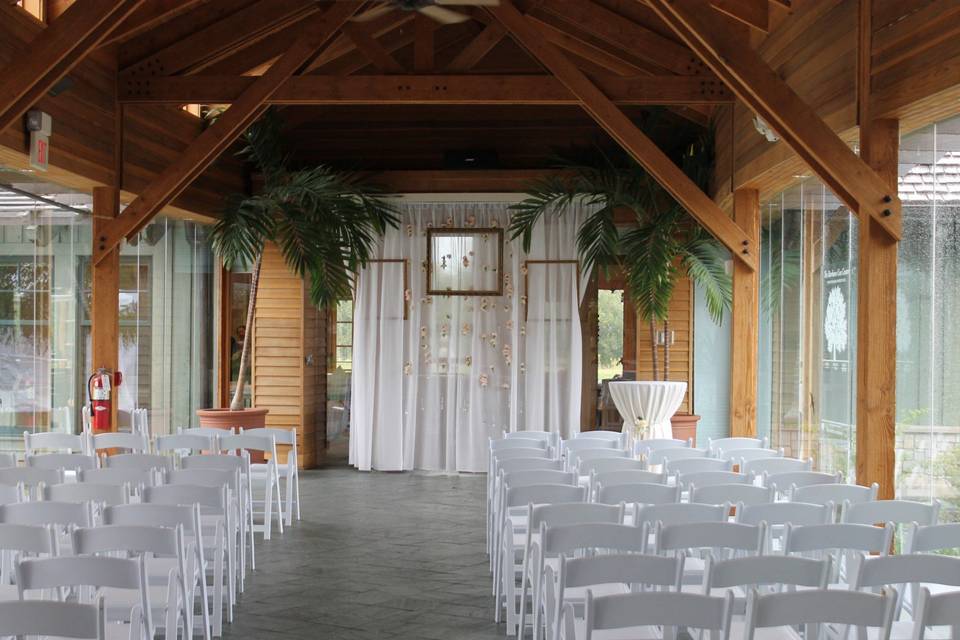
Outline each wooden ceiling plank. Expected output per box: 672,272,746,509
99,0,206,47
531,17,648,76
445,22,507,72
303,12,416,75
118,74,732,105
0,0,145,134
536,0,700,75
647,0,900,239
488,0,757,270
341,22,405,74
122,0,319,76
93,2,362,265
413,14,434,72
709,0,769,31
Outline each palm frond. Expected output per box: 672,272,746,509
621,219,679,322
681,234,732,323
211,195,275,269
576,205,621,275
508,174,580,252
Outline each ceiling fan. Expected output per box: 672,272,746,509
351,0,500,26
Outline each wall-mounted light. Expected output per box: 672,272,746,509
655,329,676,347
753,115,779,142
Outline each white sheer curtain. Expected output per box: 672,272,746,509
350,201,590,472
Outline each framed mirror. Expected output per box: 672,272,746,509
426,228,503,296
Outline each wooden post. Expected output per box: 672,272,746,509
91,186,120,431
856,118,898,498
730,188,760,437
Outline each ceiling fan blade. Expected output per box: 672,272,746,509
434,0,500,5
350,4,394,22
419,5,471,23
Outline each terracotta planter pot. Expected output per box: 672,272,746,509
670,413,700,447
196,408,269,461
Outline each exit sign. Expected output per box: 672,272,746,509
29,132,49,171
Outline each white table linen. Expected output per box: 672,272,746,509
608,381,687,442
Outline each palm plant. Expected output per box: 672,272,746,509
211,108,397,411
509,139,731,381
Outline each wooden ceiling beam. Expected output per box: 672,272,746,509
708,0,769,31
0,0,145,134
647,0,900,239
341,22,405,74
121,0,319,76
535,0,702,75
413,14,434,72
118,74,732,105
303,12,416,74
530,17,648,76
93,2,362,265
488,0,757,270
445,22,507,72
98,0,207,47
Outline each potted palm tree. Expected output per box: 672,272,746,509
197,108,397,429
509,137,731,441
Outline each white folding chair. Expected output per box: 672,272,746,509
104,504,211,640
691,483,774,507
736,502,833,552
595,483,680,521
493,469,578,566
0,523,57,601
218,432,283,540
744,587,896,640
0,467,63,500
549,554,682,640
655,521,766,589
92,432,149,455
911,588,960,640
702,554,831,619
907,522,960,555
78,467,156,493
0,452,16,468
250,427,300,527
635,438,691,460
143,484,231,636
634,503,728,553
647,447,708,467
784,522,894,586
0,500,93,528
853,554,960,637
517,504,624,638
744,457,813,479
156,434,218,463
578,457,646,478
531,523,646,640
17,555,151,640
573,430,626,449
106,454,174,474
27,453,97,473
664,457,731,476
73,525,192,640
678,470,752,490
43,482,129,507
728,448,784,463
0,599,106,639
561,439,621,471
844,500,940,555
503,430,560,451
764,470,842,491
592,469,666,489
708,436,769,456
0,483,19,505
488,449,555,551
792,482,878,506
178,427,231,439
494,484,588,627
181,455,254,579
23,430,89,455
580,589,735,640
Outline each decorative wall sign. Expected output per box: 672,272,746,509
426,228,503,296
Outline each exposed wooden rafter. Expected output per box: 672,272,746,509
93,1,362,265
99,0,207,47
341,21,405,73
0,0,145,134
121,0,319,76
647,0,901,240
445,22,506,72
488,0,757,270
118,74,732,105
413,14,434,72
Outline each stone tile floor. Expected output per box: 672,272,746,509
222,462,500,639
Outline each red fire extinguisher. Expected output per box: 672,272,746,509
87,368,122,432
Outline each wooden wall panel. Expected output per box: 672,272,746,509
252,244,325,469
634,276,694,413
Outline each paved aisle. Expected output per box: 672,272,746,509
223,464,501,639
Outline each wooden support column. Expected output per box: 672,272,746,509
91,186,120,431
856,118,898,498
730,189,760,437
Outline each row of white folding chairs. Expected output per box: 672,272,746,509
494,481,942,636
0,493,236,639
5,427,299,535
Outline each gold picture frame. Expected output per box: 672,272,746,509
426,227,504,296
